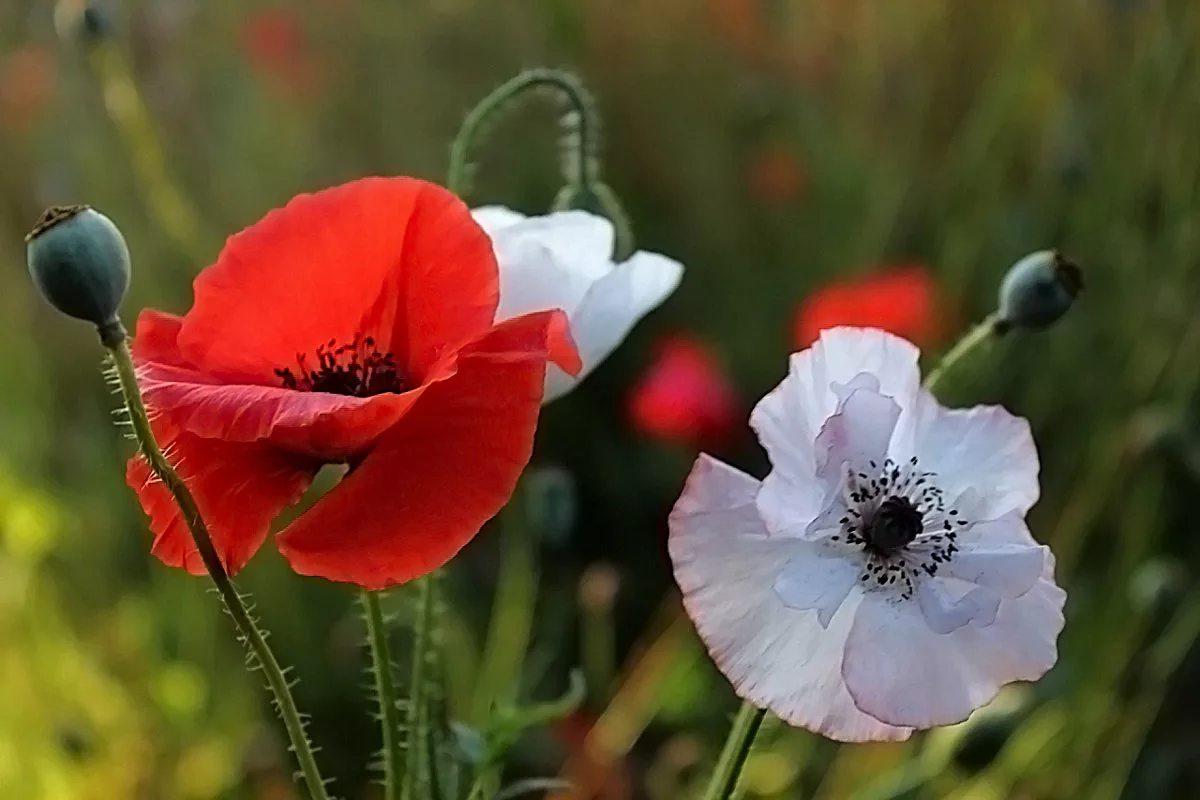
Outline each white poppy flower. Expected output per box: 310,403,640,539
473,206,684,403
668,327,1065,741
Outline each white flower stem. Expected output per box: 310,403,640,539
701,700,767,800
105,330,330,800
447,68,601,197
923,312,1003,393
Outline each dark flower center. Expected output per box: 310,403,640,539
864,496,923,555
275,335,405,397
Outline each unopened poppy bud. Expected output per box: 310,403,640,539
523,465,577,545
26,205,130,338
55,0,112,44
996,250,1083,333
553,181,635,261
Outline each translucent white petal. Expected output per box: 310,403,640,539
899,392,1040,520
774,542,863,628
750,329,921,536
916,580,1000,634
492,238,595,322
813,387,901,481
470,205,529,235
942,527,1045,599
842,551,1064,728
485,209,615,279
669,455,912,743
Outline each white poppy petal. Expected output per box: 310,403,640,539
942,534,1045,599
750,329,921,535
491,238,594,321
843,555,1064,728
905,394,1040,519
916,580,1001,634
470,205,529,235
669,456,912,743
813,387,901,480
774,543,863,628
568,252,684,371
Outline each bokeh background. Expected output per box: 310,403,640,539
4,0,1200,798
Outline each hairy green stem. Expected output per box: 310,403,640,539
362,590,401,800
923,312,1002,393
402,575,435,800
702,701,766,800
447,68,600,197
105,328,329,800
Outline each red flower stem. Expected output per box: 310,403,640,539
105,330,330,800
362,590,402,800
701,700,767,800
447,68,600,197
923,312,1003,394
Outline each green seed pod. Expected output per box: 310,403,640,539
996,250,1083,333
55,0,112,43
553,181,635,261
26,205,130,335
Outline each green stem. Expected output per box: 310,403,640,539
447,68,600,196
922,312,1002,393
402,575,435,800
702,701,767,800
471,504,538,722
104,328,329,800
362,590,401,800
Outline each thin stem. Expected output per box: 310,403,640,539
471,503,538,722
447,68,600,196
922,312,1002,393
362,590,402,800
89,41,209,266
402,575,435,800
701,701,767,800
106,330,329,800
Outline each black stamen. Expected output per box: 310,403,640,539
276,335,406,397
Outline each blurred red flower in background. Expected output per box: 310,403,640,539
791,265,943,350
747,143,806,206
0,45,56,133
127,177,578,589
240,8,323,100
628,335,739,448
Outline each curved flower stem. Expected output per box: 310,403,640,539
701,700,767,800
401,575,435,800
88,41,210,266
923,312,1003,394
103,326,329,800
447,68,601,197
362,590,402,800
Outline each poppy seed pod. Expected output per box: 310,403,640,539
55,0,112,43
26,205,131,334
996,250,1083,333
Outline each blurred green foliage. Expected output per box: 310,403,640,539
4,0,1200,798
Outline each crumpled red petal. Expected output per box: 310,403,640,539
176,177,499,382
127,420,319,576
276,310,575,588
133,307,459,462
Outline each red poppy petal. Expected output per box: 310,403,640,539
132,309,188,366
177,177,498,381
276,310,567,588
127,421,319,576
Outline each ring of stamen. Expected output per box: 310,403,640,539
275,335,405,397
827,456,972,600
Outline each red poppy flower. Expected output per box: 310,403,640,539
791,265,943,350
627,335,739,448
241,8,322,100
127,177,579,589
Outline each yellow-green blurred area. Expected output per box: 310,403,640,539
3,0,1200,798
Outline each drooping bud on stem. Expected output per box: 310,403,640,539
54,0,113,44
996,250,1083,334
26,205,130,345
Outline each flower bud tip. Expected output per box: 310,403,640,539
996,249,1082,333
